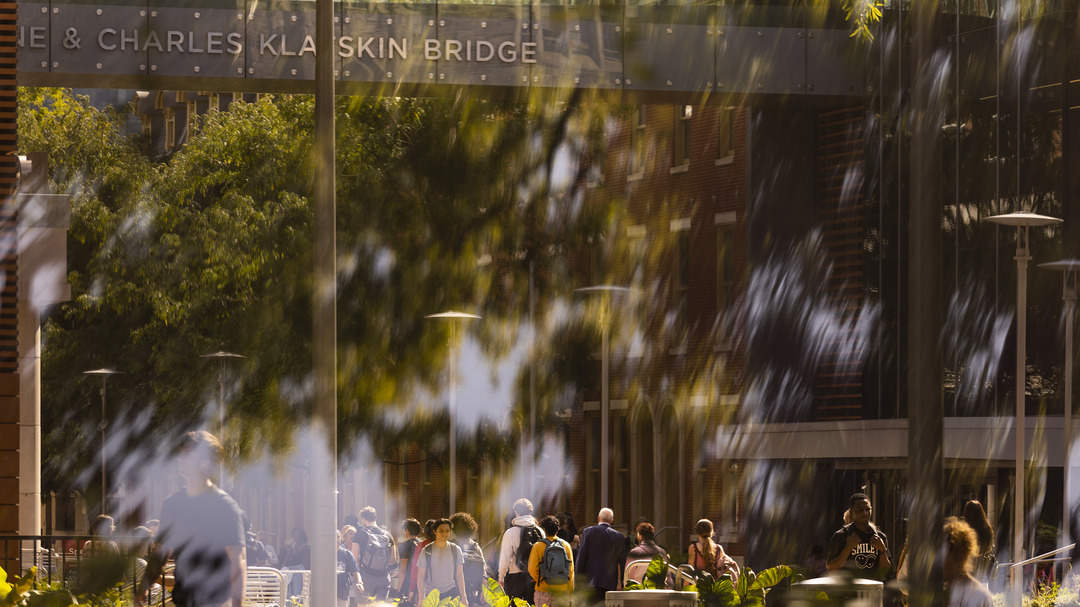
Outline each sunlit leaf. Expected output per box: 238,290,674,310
482,576,508,607
748,565,793,592
13,567,36,596
645,556,668,589
422,589,441,607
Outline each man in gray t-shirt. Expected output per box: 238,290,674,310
417,519,468,606
140,431,246,607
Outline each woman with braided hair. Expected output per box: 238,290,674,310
687,519,739,582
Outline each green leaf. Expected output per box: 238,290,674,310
714,579,738,605
483,576,508,607
0,566,11,601
644,555,668,589
422,589,442,607
736,568,750,597
13,568,35,597
624,581,644,591
748,565,794,593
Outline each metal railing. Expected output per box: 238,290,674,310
652,527,682,554
0,534,161,604
0,535,309,607
997,543,1076,594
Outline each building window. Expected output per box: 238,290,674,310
586,415,600,519
626,225,646,358
627,225,646,286
717,221,735,345
720,463,741,542
717,107,735,165
587,156,603,189
615,412,629,516
187,100,199,138
590,240,605,286
672,105,692,170
630,105,646,178
672,224,690,341
165,108,176,151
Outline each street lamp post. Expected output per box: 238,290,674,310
576,286,630,508
83,368,121,516
200,351,245,485
985,212,1061,597
1038,259,1080,549
425,311,481,513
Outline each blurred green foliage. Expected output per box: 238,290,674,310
18,87,614,495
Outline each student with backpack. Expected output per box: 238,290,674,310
396,519,423,604
687,519,739,583
498,498,542,605
451,512,490,607
528,516,574,607
418,518,469,606
352,507,398,601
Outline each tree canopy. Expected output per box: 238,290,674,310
19,87,612,497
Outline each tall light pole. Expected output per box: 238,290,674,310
310,0,337,599
200,351,244,485
1038,259,1080,549
576,286,630,508
985,212,1061,596
425,311,481,513
83,368,121,516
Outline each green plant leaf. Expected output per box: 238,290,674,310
13,568,36,597
682,584,697,593
748,565,794,593
714,579,738,605
422,589,442,607
483,576,508,607
624,581,644,591
645,555,668,589
0,566,11,601
736,568,750,597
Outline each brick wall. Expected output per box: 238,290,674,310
0,0,19,567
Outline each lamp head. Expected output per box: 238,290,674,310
984,212,1061,227
1038,259,1080,272
425,311,481,320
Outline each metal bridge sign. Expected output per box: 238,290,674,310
16,1,865,96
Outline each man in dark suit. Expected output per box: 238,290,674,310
576,508,626,605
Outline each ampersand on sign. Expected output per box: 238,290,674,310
63,28,81,49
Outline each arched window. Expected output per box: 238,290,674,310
658,404,681,550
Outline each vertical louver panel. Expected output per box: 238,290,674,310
814,107,865,420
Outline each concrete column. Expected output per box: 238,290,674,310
17,301,40,536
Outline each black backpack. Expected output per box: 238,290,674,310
460,540,487,599
515,525,544,570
